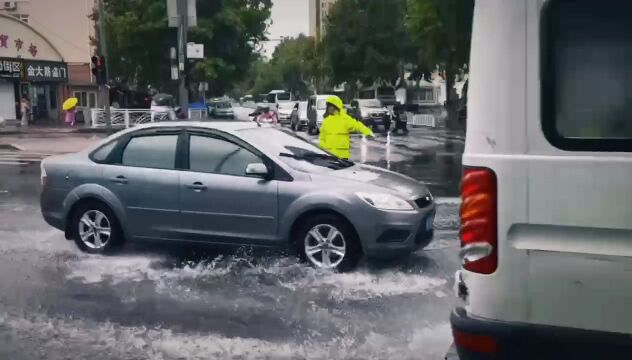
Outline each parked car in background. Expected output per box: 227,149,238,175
358,85,398,106
449,1,632,359
208,99,234,119
349,99,391,132
290,101,308,131
40,122,435,272
266,90,292,104
276,101,295,125
307,94,332,134
150,93,177,121
241,94,256,108
255,94,268,109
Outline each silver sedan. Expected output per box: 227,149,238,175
40,122,435,271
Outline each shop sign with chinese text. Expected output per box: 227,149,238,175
24,60,68,82
0,57,23,79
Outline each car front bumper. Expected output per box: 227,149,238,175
449,307,632,360
213,112,234,118
348,204,435,259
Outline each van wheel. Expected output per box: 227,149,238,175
71,202,124,254
295,214,361,272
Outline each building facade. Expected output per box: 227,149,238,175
309,0,338,41
0,0,98,123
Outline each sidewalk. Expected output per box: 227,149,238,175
0,131,105,154
0,121,108,136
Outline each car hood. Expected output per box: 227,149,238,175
320,164,429,199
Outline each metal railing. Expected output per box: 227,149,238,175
406,113,436,127
90,108,209,128
90,109,173,128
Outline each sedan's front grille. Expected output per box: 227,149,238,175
414,194,433,209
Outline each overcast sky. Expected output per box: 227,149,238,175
261,0,310,57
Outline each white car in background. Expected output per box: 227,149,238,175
290,101,308,131
307,94,332,134
276,101,295,125
150,93,176,121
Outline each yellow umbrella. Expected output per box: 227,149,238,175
63,97,79,111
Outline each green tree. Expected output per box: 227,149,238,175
101,0,272,96
247,35,325,99
405,0,474,129
322,0,410,90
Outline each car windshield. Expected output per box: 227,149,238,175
238,128,354,171
359,99,382,108
213,102,231,109
377,87,395,96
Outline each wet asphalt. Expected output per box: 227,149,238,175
0,123,463,360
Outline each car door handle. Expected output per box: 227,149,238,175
186,182,207,192
109,175,128,184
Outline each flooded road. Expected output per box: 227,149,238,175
0,127,463,359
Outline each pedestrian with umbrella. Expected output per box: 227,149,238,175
63,97,79,127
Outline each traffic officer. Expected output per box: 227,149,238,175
319,95,374,160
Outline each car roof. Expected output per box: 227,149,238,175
131,121,259,133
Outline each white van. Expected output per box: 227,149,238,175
451,0,632,358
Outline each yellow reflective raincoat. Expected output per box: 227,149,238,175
319,96,374,159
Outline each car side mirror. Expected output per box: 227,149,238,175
245,163,269,178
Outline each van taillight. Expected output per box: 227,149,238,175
459,167,497,274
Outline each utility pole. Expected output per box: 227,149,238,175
177,0,188,116
97,0,111,133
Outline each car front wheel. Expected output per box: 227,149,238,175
296,214,361,271
71,202,124,254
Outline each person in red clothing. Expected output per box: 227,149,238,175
253,106,278,125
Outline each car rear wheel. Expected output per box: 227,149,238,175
296,214,361,271
71,202,124,254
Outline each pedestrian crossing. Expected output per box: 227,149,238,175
0,151,52,166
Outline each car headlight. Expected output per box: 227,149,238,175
356,192,414,211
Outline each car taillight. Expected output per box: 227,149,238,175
459,167,497,274
452,329,500,353
40,163,47,186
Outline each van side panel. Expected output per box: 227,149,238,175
466,0,632,335
462,0,531,323
523,0,632,333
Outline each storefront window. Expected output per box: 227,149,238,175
73,91,96,108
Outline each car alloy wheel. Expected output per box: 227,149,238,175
304,224,347,269
78,210,111,249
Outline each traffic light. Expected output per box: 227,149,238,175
91,55,107,85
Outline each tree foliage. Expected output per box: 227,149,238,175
405,0,473,77
247,35,325,99
103,0,272,96
405,0,474,128
322,0,410,88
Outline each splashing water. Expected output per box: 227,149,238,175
0,310,453,360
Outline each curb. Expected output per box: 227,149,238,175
0,144,23,151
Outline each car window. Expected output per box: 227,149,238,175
91,140,118,162
316,99,327,110
121,134,178,169
276,92,291,101
543,0,632,149
189,134,261,177
239,128,353,171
